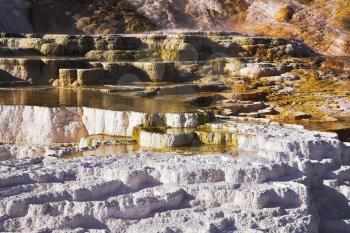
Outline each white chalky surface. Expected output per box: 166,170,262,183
0,106,350,232
0,138,349,233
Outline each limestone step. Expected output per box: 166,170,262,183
0,33,315,62
0,47,41,57
101,61,179,83
221,91,267,101
225,61,294,79
0,106,209,145
136,127,239,149
0,57,91,85
56,68,106,87
214,101,268,117
196,130,238,146
86,49,151,62
137,128,197,149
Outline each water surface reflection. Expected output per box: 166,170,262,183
0,87,194,113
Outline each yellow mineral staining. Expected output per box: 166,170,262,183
293,69,346,95
275,5,295,22
297,0,314,5
268,68,350,122
196,131,238,147
132,126,142,143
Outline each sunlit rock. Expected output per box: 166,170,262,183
82,107,147,137
164,111,213,128
225,61,286,78
0,105,87,144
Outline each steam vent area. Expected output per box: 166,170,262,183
1,31,350,233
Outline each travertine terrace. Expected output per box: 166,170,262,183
0,31,350,233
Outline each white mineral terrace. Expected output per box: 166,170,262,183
0,105,350,232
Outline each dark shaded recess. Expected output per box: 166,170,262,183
0,70,31,86
29,0,85,34
28,0,158,34
343,17,350,31
104,63,151,84
190,95,225,107
333,128,350,142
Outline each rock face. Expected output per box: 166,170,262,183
82,107,148,137
0,105,213,145
0,105,86,145
127,0,350,55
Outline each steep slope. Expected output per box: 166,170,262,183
126,0,350,55
30,0,157,34
0,0,33,33
0,0,157,34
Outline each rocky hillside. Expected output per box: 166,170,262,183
127,0,350,56
0,0,157,34
0,0,349,55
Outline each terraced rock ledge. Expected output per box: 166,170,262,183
1,110,350,232
0,32,350,232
